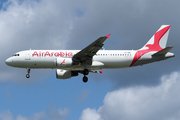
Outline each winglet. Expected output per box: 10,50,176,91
99,69,103,74
106,34,111,39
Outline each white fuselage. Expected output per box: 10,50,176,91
5,49,174,71
6,50,135,70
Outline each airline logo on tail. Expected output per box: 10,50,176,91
130,25,171,66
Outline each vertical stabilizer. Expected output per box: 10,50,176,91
130,25,171,67
140,25,170,51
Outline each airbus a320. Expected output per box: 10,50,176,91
6,25,175,82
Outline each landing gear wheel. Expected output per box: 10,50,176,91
26,68,31,78
26,74,30,78
83,76,88,83
83,69,89,75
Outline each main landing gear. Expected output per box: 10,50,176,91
83,69,89,83
26,68,30,78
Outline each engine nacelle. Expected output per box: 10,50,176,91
56,69,78,79
56,58,73,67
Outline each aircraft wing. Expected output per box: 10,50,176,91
72,34,111,65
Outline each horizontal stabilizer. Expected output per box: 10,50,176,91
91,70,103,74
152,46,173,56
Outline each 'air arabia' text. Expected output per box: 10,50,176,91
32,51,73,57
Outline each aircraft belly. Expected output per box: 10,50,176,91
60,64,104,71
20,57,56,68
132,54,174,67
94,56,132,69
34,58,55,68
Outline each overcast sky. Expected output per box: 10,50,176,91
0,0,180,120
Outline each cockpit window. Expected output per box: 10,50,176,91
13,54,20,56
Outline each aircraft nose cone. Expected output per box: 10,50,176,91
5,58,12,66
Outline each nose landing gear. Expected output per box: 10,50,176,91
82,69,89,83
26,68,30,78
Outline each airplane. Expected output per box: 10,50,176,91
5,25,175,83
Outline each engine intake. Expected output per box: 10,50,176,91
56,69,78,79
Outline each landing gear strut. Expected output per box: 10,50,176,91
82,69,89,83
26,68,30,78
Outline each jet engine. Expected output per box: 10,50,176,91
56,69,78,79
